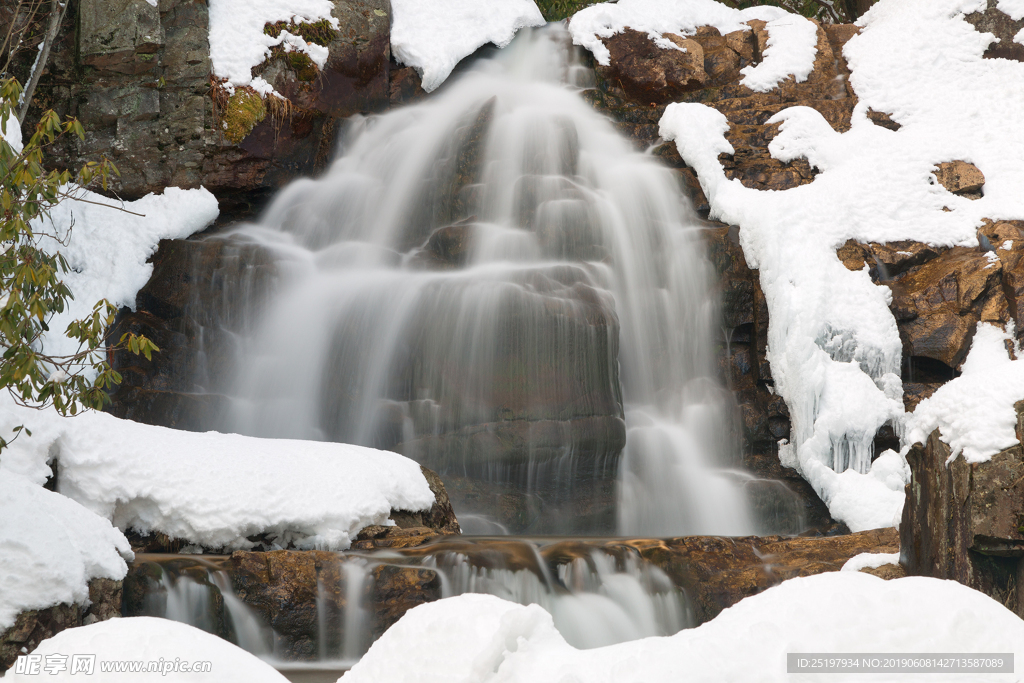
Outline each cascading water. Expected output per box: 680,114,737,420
204,23,764,537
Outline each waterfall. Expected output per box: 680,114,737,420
195,23,765,537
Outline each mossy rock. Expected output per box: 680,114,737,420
222,89,267,144
264,19,337,47
536,0,614,21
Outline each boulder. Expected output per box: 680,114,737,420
966,0,1024,62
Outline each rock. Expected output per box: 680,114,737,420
598,29,707,105
617,527,899,624
367,565,442,640
107,236,279,430
887,246,1005,370
408,218,478,269
901,407,1024,618
0,579,122,672
966,0,1024,62
861,562,906,580
933,160,985,197
33,0,392,203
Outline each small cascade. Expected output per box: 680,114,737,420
127,539,695,674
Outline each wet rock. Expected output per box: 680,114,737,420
368,565,442,640
933,160,985,197
409,219,478,269
598,29,707,105
902,406,1024,618
887,246,1005,369
0,579,122,672
622,527,899,624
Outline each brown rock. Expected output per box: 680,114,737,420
599,28,707,104
621,528,899,623
887,246,1004,369
966,1,1024,62
933,160,986,196
861,562,906,580
724,28,755,62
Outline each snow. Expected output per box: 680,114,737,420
567,0,819,93
658,0,1024,531
208,0,338,89
4,617,288,682
998,0,1024,20
35,188,219,362
842,551,901,572
1,105,22,154
907,323,1024,463
343,572,1024,683
391,0,545,92
0,470,131,632
0,397,437,551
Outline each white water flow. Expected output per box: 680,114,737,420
218,24,754,536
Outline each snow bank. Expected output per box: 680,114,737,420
659,0,1024,530
0,470,131,632
0,398,436,551
343,572,1024,683
907,323,1024,463
391,0,545,92
567,0,818,93
35,188,218,362
4,617,288,682
208,0,338,89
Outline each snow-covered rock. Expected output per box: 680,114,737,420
0,471,131,633
0,399,438,551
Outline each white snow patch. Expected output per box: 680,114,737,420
567,0,818,92
659,0,1024,531
1002,239,1014,249
0,470,131,632
5,617,288,682
842,551,901,572
907,323,1024,463
391,0,546,92
0,398,437,551
998,0,1024,20
33,187,218,363
208,0,339,88
342,572,1024,683
1,105,22,154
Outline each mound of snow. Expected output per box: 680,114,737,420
841,551,901,572
0,399,437,551
35,187,218,361
907,323,1024,463
0,471,131,632
659,0,1024,530
343,572,1024,683
568,0,818,93
391,0,545,92
5,616,288,682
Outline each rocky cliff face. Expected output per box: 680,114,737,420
26,0,391,212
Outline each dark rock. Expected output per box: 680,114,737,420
902,407,1024,617
867,108,901,131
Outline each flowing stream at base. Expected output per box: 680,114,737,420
154,22,812,675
